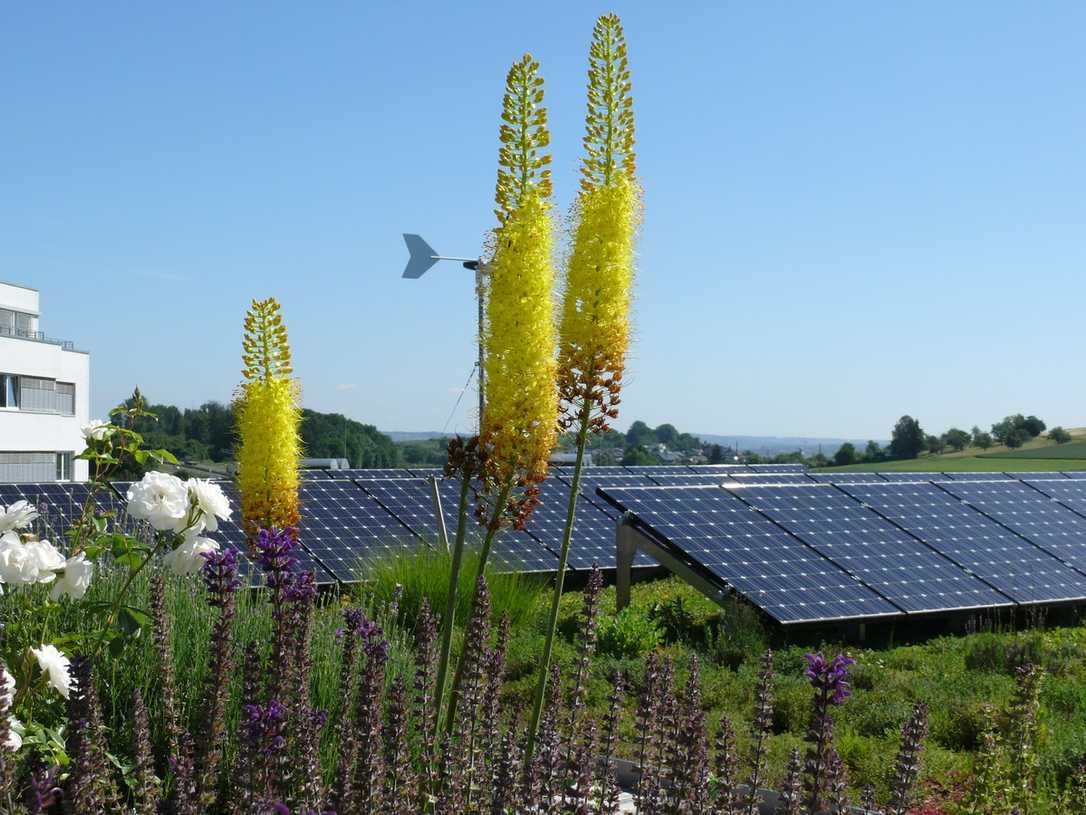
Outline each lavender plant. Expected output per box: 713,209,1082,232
802,652,855,813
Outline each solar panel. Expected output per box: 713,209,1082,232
432,479,558,573
746,464,809,473
647,472,731,486
944,472,1014,481
330,468,417,480
361,478,445,543
559,473,658,519
725,473,815,485
1024,480,1086,527
687,464,753,474
597,485,901,624
838,482,1086,604
729,484,1011,613
807,473,888,484
408,467,445,478
1061,472,1086,479
296,479,420,581
624,466,697,476
875,472,953,482
1010,472,1069,481
517,478,647,570
938,480,1086,575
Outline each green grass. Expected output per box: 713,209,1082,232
980,440,1086,460
820,455,1086,472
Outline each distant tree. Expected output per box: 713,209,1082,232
625,420,654,447
990,415,1022,446
862,440,882,462
1049,426,1072,444
708,444,725,464
809,453,829,468
654,423,679,445
973,431,994,450
833,443,858,467
622,444,655,466
1003,428,1029,449
943,428,971,452
925,434,945,455
890,415,925,460
1022,415,1047,438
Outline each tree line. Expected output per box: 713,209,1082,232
832,412,1072,466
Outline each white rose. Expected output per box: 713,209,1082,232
49,552,94,601
31,644,71,699
81,420,115,443
185,479,232,533
163,536,220,576
0,542,42,586
6,717,21,751
24,541,65,583
0,500,38,532
126,472,189,532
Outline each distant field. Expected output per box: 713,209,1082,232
979,440,1086,460
819,456,1086,472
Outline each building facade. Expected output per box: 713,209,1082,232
0,281,90,482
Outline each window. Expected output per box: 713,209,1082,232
56,382,75,416
14,312,31,337
18,377,54,412
56,452,72,481
0,451,55,481
0,374,18,408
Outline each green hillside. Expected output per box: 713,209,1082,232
980,439,1086,460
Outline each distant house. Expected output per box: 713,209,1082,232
549,451,594,467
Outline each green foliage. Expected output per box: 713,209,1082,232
596,606,660,659
833,442,858,466
1048,427,1072,444
360,547,546,633
944,427,972,452
890,415,926,459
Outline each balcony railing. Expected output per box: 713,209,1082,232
0,325,77,351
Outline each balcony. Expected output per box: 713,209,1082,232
0,324,78,352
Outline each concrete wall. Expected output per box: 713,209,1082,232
0,282,40,316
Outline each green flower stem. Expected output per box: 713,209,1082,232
525,398,593,759
443,478,513,735
433,475,472,725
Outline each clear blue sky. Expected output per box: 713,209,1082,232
4,2,1084,441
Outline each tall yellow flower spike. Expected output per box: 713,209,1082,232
234,297,302,541
480,54,559,513
558,13,639,433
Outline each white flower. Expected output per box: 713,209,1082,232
185,479,232,533
0,538,63,586
49,552,94,600
126,472,189,532
163,536,220,576
6,717,22,751
81,420,115,442
31,644,71,699
0,500,38,532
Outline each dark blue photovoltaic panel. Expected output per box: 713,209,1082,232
807,473,888,484
296,480,418,581
938,481,1086,574
687,465,753,474
408,467,445,479
1011,472,1069,481
559,473,657,519
597,485,900,624
432,479,558,573
747,464,809,473
725,473,815,485
875,472,953,482
217,481,338,583
2,483,93,544
624,466,698,477
647,472,731,486
1061,472,1086,480
1024,480,1086,526
361,478,446,544
330,468,417,480
944,472,1014,481
839,483,1086,604
730,484,1010,613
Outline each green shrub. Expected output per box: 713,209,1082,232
597,606,660,659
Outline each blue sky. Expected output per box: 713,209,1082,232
4,2,1085,440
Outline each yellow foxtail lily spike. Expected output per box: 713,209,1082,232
235,297,302,540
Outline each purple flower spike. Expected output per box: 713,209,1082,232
201,547,241,606
804,652,855,706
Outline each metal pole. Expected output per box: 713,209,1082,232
430,476,450,552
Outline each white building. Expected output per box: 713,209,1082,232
0,281,90,482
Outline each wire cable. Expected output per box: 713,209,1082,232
441,362,478,435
